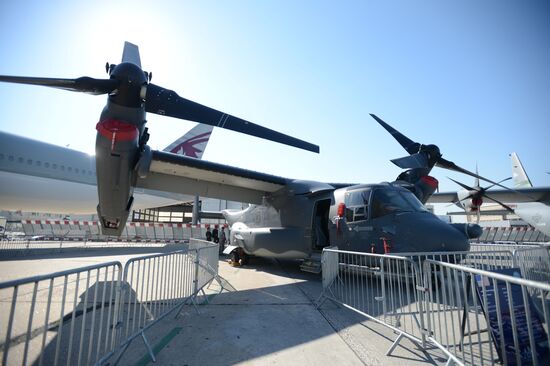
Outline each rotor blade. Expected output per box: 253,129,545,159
448,177,476,192
436,157,511,190
482,195,515,213
370,114,420,154
391,153,428,169
145,83,319,153
0,75,119,95
482,177,512,191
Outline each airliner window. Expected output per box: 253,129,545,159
371,189,426,218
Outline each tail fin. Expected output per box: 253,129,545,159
510,152,533,188
163,124,214,159
122,42,141,68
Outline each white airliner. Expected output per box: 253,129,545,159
0,124,213,214
509,152,550,236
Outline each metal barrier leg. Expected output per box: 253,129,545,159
141,331,156,363
109,341,132,366
316,287,338,309
175,295,200,318
173,300,191,319
385,333,405,356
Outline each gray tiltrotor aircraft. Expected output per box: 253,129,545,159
1,42,499,260
221,116,499,262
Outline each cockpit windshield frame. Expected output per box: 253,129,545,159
370,187,428,219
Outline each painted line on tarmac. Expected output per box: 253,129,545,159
136,327,183,366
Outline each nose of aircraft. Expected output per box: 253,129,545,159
394,213,470,252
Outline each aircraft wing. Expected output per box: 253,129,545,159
429,187,550,205
426,192,459,203
446,209,515,216
135,150,290,204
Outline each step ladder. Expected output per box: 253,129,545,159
300,252,322,274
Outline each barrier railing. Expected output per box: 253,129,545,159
514,247,550,284
0,240,227,365
0,262,122,366
399,250,516,279
317,248,426,355
189,239,220,294
423,259,550,366
470,242,546,253
100,240,225,364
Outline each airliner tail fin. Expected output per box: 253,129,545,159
510,152,533,188
163,124,213,159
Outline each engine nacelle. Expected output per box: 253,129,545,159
450,223,482,239
457,190,483,212
95,118,139,236
413,175,438,203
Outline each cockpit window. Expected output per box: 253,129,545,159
344,189,370,222
371,189,428,218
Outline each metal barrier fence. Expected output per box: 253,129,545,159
399,250,516,279
189,239,220,293
1,240,226,365
317,248,427,355
19,220,229,243
470,242,547,253
0,262,122,366
423,260,550,366
100,239,224,364
0,238,176,251
514,247,550,285
319,246,550,365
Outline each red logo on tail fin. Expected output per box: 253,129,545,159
169,132,211,157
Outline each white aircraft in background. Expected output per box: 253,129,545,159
0,124,213,215
508,152,550,236
430,153,550,237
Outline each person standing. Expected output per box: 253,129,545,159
213,225,219,244
206,227,212,242
220,227,227,247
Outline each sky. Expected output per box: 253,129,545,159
1,0,549,213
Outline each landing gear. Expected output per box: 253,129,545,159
228,248,249,267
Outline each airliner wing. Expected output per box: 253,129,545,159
135,150,290,204
429,187,550,205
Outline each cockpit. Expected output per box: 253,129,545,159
371,188,428,218
344,186,428,222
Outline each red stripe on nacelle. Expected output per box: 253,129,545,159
96,119,138,142
420,175,439,189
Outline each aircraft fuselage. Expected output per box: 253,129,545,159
224,182,479,259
